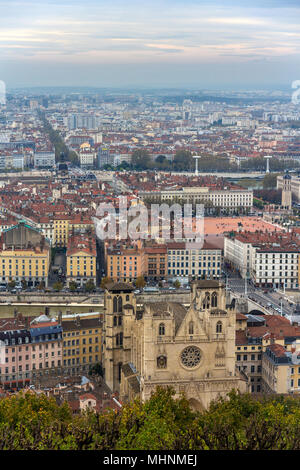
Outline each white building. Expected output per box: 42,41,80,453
34,151,56,169
167,241,222,279
79,150,95,169
139,186,253,213
224,232,300,289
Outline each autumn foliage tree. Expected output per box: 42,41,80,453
2,388,300,450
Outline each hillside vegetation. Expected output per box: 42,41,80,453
1,388,300,450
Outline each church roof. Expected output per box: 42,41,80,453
106,282,134,292
192,280,224,289
127,375,140,393
144,301,187,334
122,362,137,378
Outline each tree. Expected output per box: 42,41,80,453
135,276,146,289
3,388,300,449
173,150,193,171
116,387,195,450
254,190,281,205
21,279,27,289
37,281,45,291
89,363,104,377
131,149,152,170
100,276,113,289
173,280,181,289
155,154,167,164
69,281,77,292
85,280,95,293
53,281,63,292
8,280,16,290
263,173,279,189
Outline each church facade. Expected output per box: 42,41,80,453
102,280,248,410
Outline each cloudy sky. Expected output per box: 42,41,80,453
1,0,300,89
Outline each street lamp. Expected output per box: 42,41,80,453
193,155,201,176
264,155,272,174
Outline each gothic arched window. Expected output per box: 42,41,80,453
118,296,122,313
216,321,222,334
189,321,194,335
203,292,210,309
126,295,130,302
211,292,218,308
116,332,123,346
113,316,117,327
113,296,118,313
159,323,165,336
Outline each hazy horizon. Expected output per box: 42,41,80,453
1,0,300,89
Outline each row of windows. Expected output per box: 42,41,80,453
158,320,222,336
237,354,262,361
168,262,220,267
290,379,300,387
63,346,99,355
5,351,59,362
63,330,99,337
63,337,99,346
63,356,98,366
1,360,62,374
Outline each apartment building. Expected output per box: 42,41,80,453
69,216,94,234
53,216,70,247
0,222,51,287
79,150,96,169
62,316,102,376
36,217,53,245
34,151,56,169
66,232,97,287
167,241,222,279
261,341,300,395
105,240,146,283
0,314,63,390
144,243,168,281
235,311,300,394
236,328,264,393
224,231,300,289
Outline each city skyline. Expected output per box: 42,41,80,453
1,0,300,89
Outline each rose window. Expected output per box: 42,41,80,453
180,346,201,368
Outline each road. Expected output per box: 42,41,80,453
226,277,297,317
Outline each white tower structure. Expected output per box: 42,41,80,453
193,155,201,176
264,155,272,174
